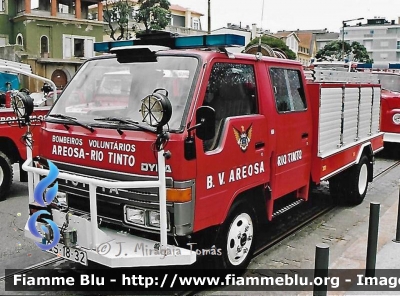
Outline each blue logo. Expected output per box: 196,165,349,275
28,160,60,251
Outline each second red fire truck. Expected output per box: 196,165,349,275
0,60,56,199
19,33,383,270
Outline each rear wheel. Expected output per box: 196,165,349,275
329,155,369,205
0,151,13,200
216,203,256,270
346,155,369,205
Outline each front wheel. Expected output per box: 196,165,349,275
216,203,256,270
0,151,13,200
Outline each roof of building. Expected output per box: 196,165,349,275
296,32,313,47
273,31,300,42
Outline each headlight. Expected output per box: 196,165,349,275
124,206,170,230
393,113,400,125
149,211,160,228
140,91,172,127
125,208,145,225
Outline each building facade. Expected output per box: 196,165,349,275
91,1,206,41
0,0,104,91
342,17,400,65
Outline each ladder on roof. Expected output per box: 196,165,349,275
304,69,380,84
0,59,32,74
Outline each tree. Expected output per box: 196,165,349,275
134,0,171,33
103,0,135,40
315,40,373,63
245,36,297,60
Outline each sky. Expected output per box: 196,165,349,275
171,0,400,33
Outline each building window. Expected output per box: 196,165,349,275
63,35,94,59
17,0,24,12
59,2,74,14
192,19,199,30
74,39,84,57
397,41,400,50
16,34,23,46
31,0,39,10
0,0,5,12
40,36,49,57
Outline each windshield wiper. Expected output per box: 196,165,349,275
48,113,95,132
94,117,155,133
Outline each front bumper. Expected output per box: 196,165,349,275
25,209,195,267
22,153,196,267
383,132,400,143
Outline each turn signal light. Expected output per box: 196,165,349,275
166,188,192,203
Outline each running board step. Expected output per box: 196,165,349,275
272,199,304,218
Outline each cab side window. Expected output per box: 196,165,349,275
270,68,306,113
203,63,257,151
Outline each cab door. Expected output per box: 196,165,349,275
194,61,270,231
268,66,312,199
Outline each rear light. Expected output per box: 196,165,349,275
166,188,192,202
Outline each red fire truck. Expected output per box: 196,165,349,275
0,60,56,199
356,67,400,144
19,33,383,270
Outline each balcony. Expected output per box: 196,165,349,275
165,25,207,36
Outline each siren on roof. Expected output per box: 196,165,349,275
94,31,245,53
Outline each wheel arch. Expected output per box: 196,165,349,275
356,143,374,182
222,185,266,227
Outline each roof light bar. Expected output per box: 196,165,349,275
175,34,245,48
94,34,245,53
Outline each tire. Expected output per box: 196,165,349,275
329,155,369,206
216,203,256,270
345,155,369,205
0,151,13,200
329,173,347,204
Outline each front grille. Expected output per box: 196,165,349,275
47,161,175,233
67,193,123,221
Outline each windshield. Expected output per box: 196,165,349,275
49,55,199,130
376,73,400,92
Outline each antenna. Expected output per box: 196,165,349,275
260,0,264,29
257,0,265,59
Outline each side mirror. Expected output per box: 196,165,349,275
195,106,215,141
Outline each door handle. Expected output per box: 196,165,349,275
255,141,265,149
302,132,309,139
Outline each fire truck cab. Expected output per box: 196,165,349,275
19,33,383,270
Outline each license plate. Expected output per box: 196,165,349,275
48,243,88,266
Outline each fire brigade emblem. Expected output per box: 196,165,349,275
233,124,253,152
